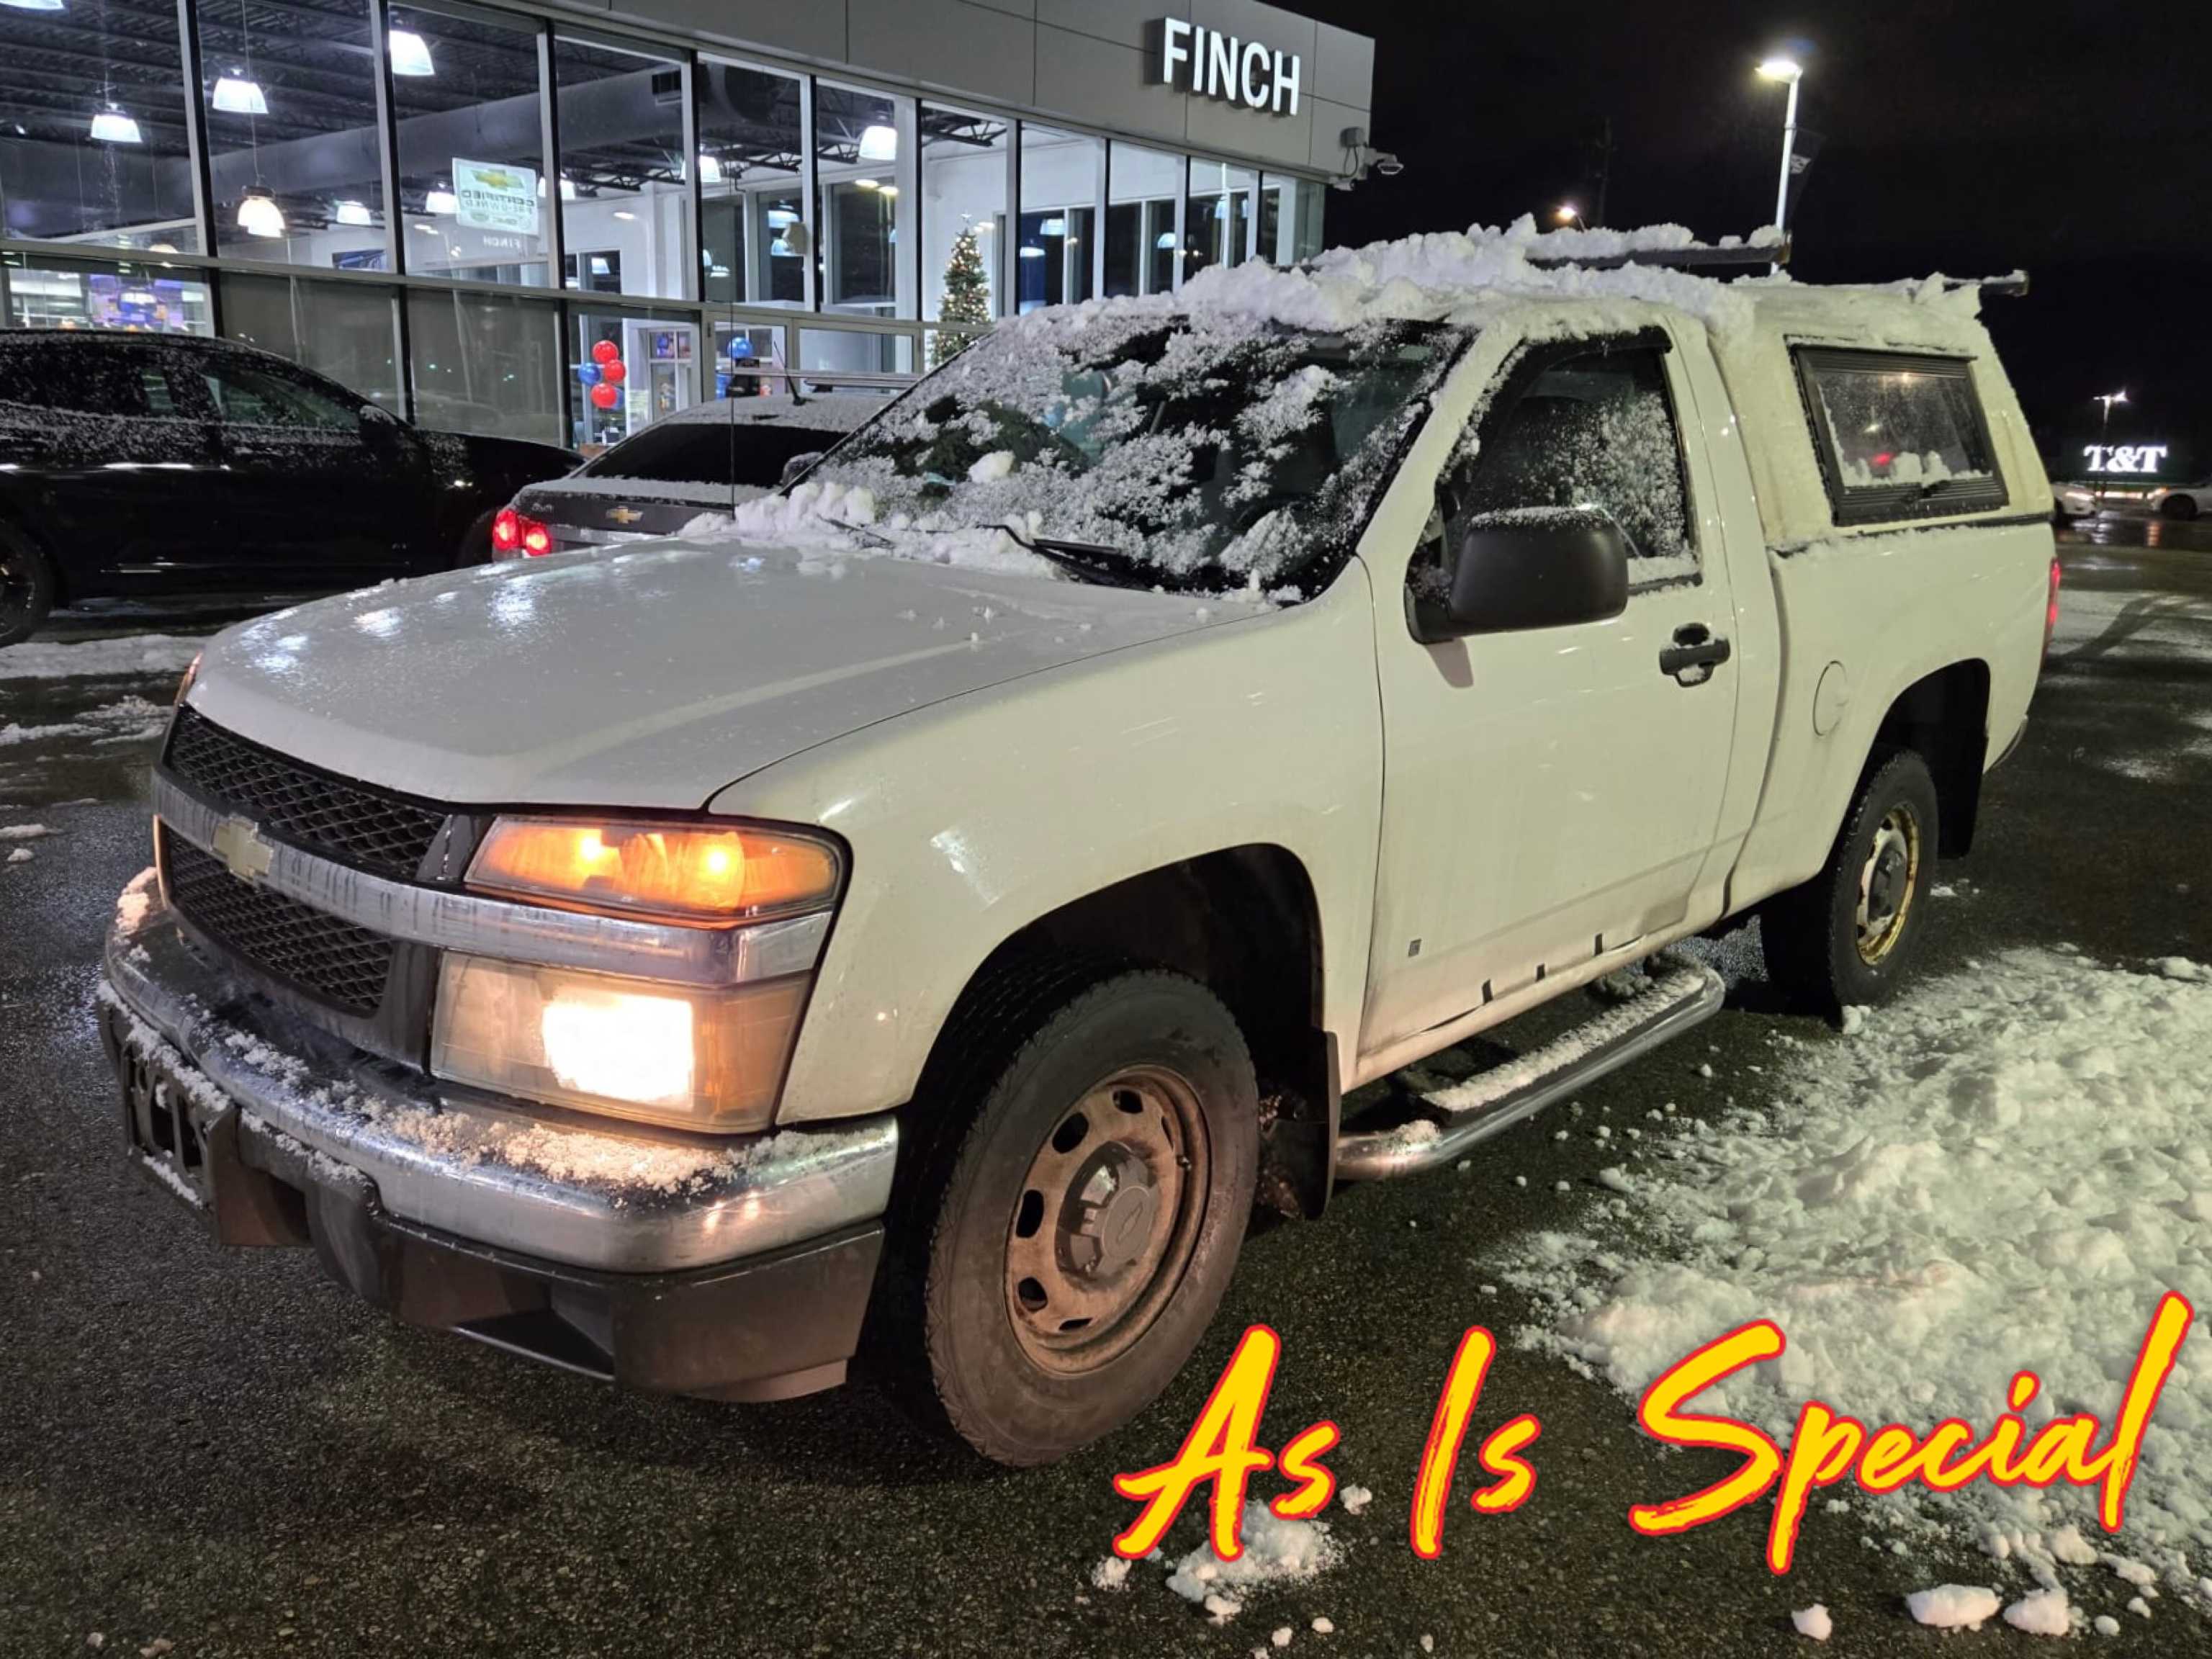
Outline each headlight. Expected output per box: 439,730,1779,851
431,955,809,1132
467,817,840,922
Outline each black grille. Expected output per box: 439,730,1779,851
166,707,448,881
166,836,395,1015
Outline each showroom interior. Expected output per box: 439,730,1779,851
0,0,1375,450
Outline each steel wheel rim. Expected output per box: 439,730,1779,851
1003,1064,1208,1375
1855,804,1922,966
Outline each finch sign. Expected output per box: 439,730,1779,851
1156,18,1303,114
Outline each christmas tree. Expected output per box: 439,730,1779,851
932,221,991,367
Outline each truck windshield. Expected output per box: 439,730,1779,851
812,313,1466,594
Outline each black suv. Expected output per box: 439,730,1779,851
0,331,578,645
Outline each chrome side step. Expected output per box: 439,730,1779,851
1334,958,1727,1181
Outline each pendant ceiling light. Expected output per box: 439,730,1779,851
333,199,374,226
236,185,286,237
0,0,69,12
211,73,267,115
857,123,897,161
425,186,459,215
388,28,435,77
89,108,142,143
698,153,721,184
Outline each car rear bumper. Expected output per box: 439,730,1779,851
98,881,896,1401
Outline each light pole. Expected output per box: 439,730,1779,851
1555,204,1586,232
1758,56,1804,268
2094,390,2127,505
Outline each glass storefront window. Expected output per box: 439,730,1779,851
1017,125,1099,314
814,83,909,320
3,254,212,333
0,1,199,249
799,326,911,391
198,0,386,268
696,59,805,308
920,103,1007,337
1262,174,1326,264
712,322,791,399
405,287,561,441
567,305,700,451
390,6,552,285
1185,160,1256,281
557,35,690,302
1106,143,1182,297
219,271,401,410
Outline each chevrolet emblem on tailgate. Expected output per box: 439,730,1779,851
606,505,644,524
210,816,275,884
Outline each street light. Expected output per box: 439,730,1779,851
1757,55,1804,268
2095,390,2128,506
1555,204,1586,231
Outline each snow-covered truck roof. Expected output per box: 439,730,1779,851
1018,215,2038,550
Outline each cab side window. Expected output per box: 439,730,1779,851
1413,343,1697,600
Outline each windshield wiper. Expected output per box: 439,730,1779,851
986,522,1155,590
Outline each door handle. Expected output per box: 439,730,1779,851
1660,622,1732,685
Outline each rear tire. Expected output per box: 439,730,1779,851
2161,494,2199,521
452,508,500,568
888,966,1259,1466
0,525,55,648
1761,749,1941,1015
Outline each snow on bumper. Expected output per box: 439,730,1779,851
99,879,897,1276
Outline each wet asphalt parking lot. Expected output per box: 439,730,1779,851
2,523,2210,1659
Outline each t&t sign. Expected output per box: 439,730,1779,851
2084,444,2169,475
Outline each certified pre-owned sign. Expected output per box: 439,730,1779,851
1156,17,1302,115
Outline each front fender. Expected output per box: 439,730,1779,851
711,565,1387,1125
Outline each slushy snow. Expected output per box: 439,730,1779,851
2003,1588,2073,1636
1163,1501,1342,1613
1497,950,2212,1579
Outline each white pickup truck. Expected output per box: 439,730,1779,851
99,233,2059,1465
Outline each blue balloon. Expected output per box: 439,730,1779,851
576,362,602,386
729,339,757,362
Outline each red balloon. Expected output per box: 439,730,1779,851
589,382,620,409
590,339,620,365
601,359,627,385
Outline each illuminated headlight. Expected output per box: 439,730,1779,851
431,956,810,1131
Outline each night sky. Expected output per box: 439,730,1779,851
1298,0,2212,480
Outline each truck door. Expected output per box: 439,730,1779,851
1363,324,1743,1058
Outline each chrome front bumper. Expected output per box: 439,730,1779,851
102,880,897,1276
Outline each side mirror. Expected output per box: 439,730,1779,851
360,404,404,444
779,450,826,488
1411,508,1631,643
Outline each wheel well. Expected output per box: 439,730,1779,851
1871,660,1990,857
954,847,1337,1218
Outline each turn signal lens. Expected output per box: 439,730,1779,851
174,651,202,706
431,954,806,1130
468,818,841,922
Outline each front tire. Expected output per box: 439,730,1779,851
899,968,1259,1465
1762,749,1941,1014
0,525,55,648
2161,494,2199,521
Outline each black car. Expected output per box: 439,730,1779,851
0,330,578,645
499,391,889,557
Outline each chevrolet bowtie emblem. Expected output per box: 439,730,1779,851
606,505,644,525
210,815,275,884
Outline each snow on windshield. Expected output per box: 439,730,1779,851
804,311,1461,591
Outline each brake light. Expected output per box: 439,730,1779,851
493,505,555,559
2041,555,2062,665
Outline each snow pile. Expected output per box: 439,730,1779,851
0,634,203,680
1162,1502,1342,1617
1498,950,2212,1569
2004,1587,2074,1636
1907,1586,2000,1629
1790,1604,1832,1640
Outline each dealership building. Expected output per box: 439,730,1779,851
0,0,1376,449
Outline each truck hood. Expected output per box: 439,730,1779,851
186,539,1246,809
